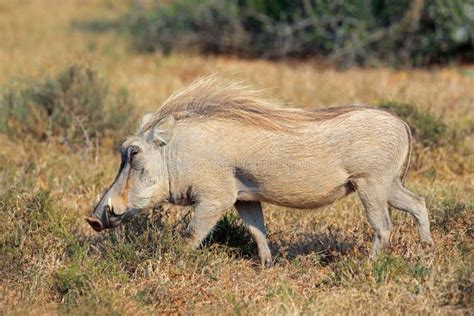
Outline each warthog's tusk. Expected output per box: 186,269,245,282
108,197,112,210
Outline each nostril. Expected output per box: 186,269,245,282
85,216,103,232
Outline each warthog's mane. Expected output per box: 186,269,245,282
137,75,365,134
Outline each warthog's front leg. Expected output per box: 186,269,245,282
183,197,236,249
235,201,272,268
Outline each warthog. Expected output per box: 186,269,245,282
86,76,434,266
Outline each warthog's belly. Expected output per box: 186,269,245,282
236,178,354,209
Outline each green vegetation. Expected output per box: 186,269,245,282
123,0,474,66
0,65,135,148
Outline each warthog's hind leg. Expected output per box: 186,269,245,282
353,178,393,257
235,201,272,268
388,180,434,246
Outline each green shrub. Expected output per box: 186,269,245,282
122,0,474,66
0,65,136,148
378,101,447,147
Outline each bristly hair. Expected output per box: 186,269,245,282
137,75,365,134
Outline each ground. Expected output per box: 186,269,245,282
0,0,472,314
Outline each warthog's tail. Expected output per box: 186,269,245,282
400,120,413,184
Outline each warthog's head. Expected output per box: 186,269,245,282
86,115,175,232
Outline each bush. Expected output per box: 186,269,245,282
378,100,447,147
123,0,473,66
0,65,136,148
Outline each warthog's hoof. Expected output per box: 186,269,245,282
421,239,436,254
260,255,272,269
263,258,272,269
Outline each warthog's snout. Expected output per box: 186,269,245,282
86,200,127,232
85,216,103,232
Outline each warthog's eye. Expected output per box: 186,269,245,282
129,145,142,169
129,145,141,160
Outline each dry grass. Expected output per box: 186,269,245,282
0,0,473,314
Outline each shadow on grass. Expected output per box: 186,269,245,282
202,212,255,259
271,227,357,266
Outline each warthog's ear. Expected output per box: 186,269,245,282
148,114,175,146
138,112,154,131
